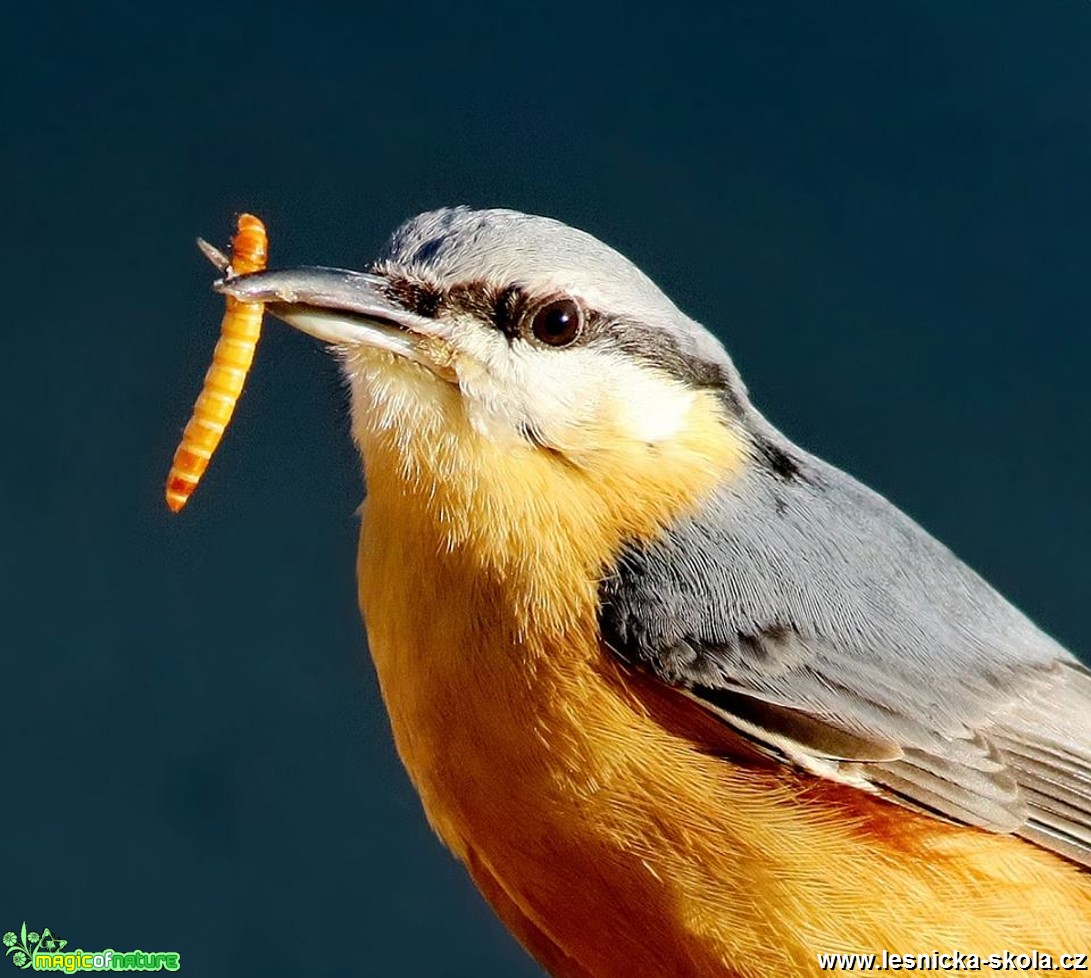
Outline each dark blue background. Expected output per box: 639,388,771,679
3,3,1090,975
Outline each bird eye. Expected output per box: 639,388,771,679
530,297,583,347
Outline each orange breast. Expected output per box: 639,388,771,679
357,518,1090,976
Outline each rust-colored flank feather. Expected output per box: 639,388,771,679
165,213,268,512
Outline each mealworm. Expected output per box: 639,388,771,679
165,213,268,512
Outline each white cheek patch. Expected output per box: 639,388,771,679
454,333,698,452
587,351,699,444
444,320,530,444
341,319,701,463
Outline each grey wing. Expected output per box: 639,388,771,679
598,436,1091,868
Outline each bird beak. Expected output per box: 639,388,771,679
215,267,446,363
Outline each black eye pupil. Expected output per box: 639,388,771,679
531,298,582,347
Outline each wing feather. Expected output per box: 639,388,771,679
599,428,1091,867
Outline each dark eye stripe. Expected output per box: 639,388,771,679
493,285,526,339
380,272,743,413
598,319,744,411
381,277,443,318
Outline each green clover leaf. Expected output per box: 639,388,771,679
1,933,15,948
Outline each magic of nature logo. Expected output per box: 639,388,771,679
3,924,180,972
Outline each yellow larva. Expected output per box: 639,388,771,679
165,213,268,512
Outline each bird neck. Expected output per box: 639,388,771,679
351,381,745,639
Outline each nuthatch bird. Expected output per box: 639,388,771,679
221,208,1091,977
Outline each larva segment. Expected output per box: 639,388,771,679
165,214,268,512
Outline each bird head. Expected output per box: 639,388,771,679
218,208,752,582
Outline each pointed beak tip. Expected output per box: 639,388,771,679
212,274,268,302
